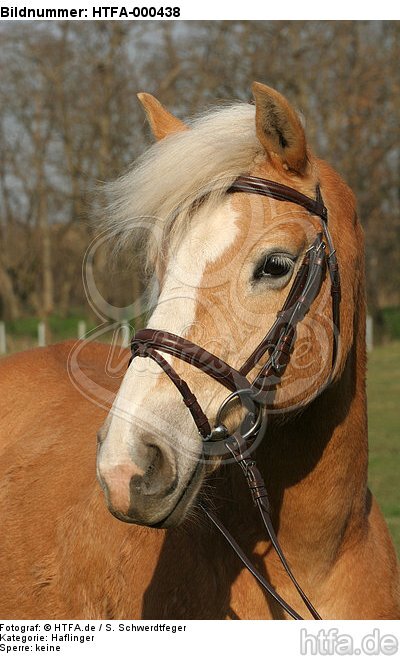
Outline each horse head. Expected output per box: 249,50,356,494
97,83,361,528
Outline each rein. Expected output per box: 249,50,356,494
130,175,341,620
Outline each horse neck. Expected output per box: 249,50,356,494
216,293,368,576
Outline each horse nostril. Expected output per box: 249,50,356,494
129,446,160,495
98,437,179,521
129,443,177,498
145,444,161,478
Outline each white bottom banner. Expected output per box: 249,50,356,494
0,621,399,656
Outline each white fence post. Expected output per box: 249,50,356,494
0,322,6,355
38,321,46,347
121,320,130,348
78,320,86,340
366,315,373,352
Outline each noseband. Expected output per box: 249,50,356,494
130,175,341,620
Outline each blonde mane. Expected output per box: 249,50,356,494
102,103,262,267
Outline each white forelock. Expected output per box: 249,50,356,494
101,102,261,267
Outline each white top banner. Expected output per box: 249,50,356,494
0,0,398,20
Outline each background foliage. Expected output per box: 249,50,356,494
0,21,399,335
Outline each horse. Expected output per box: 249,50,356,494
0,82,399,620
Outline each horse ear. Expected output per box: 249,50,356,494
137,93,187,141
252,82,308,175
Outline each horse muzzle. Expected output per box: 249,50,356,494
96,433,204,527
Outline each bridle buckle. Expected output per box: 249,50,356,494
204,388,263,443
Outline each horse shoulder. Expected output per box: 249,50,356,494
0,341,148,618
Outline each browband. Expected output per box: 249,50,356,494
228,175,328,221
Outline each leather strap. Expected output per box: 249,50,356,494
224,432,322,620
200,503,304,620
248,233,327,397
140,347,212,439
132,329,251,395
228,175,328,221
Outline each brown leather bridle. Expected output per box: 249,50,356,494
130,175,341,620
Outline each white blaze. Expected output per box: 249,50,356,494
102,198,240,465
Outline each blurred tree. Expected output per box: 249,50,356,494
0,21,398,336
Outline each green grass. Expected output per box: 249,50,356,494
382,307,400,341
1,315,139,355
6,314,97,340
367,341,400,557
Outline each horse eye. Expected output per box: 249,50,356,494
254,254,294,280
